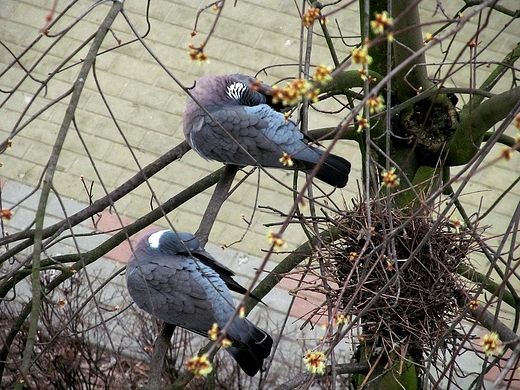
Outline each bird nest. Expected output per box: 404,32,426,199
296,198,479,360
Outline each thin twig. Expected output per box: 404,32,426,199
14,1,124,387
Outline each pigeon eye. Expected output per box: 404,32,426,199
226,82,246,100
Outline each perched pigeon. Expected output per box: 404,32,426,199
183,74,351,188
126,229,273,376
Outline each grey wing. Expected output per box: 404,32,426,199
192,249,249,296
188,105,287,167
244,105,324,165
126,255,218,337
245,106,352,187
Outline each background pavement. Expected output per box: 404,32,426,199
1,0,519,388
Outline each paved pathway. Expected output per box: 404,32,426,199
1,0,519,388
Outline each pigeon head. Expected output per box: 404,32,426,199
230,73,287,111
140,230,201,255
188,75,267,108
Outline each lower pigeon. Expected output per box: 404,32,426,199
126,229,273,376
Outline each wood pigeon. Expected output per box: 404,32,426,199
126,229,273,376
183,74,351,188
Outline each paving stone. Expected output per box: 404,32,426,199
67,157,124,190
88,119,146,147
121,81,170,114
84,91,138,122
62,131,112,160
147,0,180,23
8,2,48,30
163,100,186,125
1,154,46,185
155,157,210,185
109,52,161,84
45,190,88,218
112,192,144,219
177,5,218,33
129,106,172,136
2,134,31,159
224,44,278,73
52,170,89,199
1,181,39,209
103,144,152,171
20,142,52,169
4,205,35,232
143,45,192,81
161,208,203,234
0,115,21,141
83,69,127,97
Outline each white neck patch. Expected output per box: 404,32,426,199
226,82,246,101
148,230,168,249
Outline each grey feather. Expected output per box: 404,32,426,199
183,74,351,188
126,229,272,376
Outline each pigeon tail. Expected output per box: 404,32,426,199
226,320,273,376
294,147,351,188
314,151,351,188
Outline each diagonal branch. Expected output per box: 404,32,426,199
446,87,520,165
196,165,239,245
148,164,238,389
0,141,190,264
